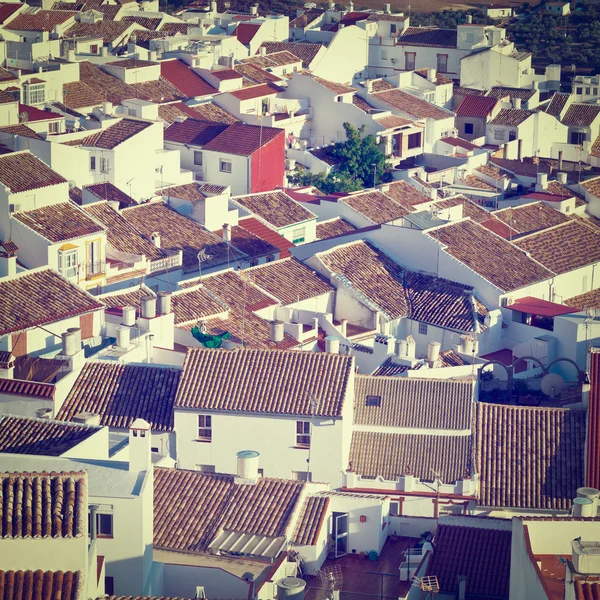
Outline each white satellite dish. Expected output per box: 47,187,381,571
541,372,566,397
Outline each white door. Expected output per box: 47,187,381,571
333,512,348,558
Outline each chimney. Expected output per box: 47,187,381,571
427,341,441,367
466,13,473,23
150,232,161,248
67,327,82,350
250,2,258,14
513,97,522,109
236,450,260,484
122,305,136,326
0,351,15,379
535,172,548,192
89,504,99,540
0,242,18,278
557,171,567,184
222,223,232,242
558,150,563,171
259,46,266,56
157,291,171,315
73,412,101,426
128,418,152,472
270,320,284,343
458,576,467,600
102,101,112,116
348,1,354,11
384,2,390,12
517,139,522,161
325,336,340,354
141,296,156,319
328,0,334,8
339,319,348,338
35,407,52,419
366,79,373,93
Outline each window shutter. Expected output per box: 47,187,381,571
11,331,27,357
79,313,94,339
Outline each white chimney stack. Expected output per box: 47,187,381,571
0,242,18,278
150,232,161,248
513,97,522,109
116,326,131,348
535,172,548,192
128,418,152,472
61,331,79,356
427,341,441,367
557,172,568,184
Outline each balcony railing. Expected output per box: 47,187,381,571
86,261,106,279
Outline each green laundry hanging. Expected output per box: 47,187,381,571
191,326,231,348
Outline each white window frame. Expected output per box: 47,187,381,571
89,505,114,538
58,248,78,279
100,157,109,174
418,322,428,335
25,83,45,106
90,156,96,171
219,159,232,173
296,420,310,447
48,121,59,135
198,414,212,442
194,151,203,166
292,470,312,482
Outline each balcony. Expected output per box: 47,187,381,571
86,261,106,280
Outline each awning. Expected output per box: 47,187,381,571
208,530,287,559
506,296,580,317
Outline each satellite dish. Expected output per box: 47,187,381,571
541,372,566,397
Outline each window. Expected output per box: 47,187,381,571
407,132,421,149
296,421,310,447
336,95,343,102
436,54,448,73
292,226,305,243
390,501,400,516
91,44,98,54
283,68,287,74
405,52,416,71
90,156,96,171
381,49,388,60
292,470,312,481
58,248,78,279
48,121,59,134
595,88,599,95
249,259,259,267
127,108,136,117
267,255,275,262
196,464,215,473
464,123,474,135
390,23,397,34
24,83,45,106
258,468,264,477
586,87,592,95
89,509,113,538
571,131,586,145
220,159,232,173
105,577,114,596
366,395,381,407
576,87,583,94
198,414,212,441
194,151,203,166
100,157,109,174
418,322,428,335
509,130,517,142
565,205,570,213
494,129,506,140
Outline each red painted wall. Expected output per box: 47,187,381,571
250,130,285,193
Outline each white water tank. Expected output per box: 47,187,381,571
61,331,78,356
236,450,259,481
325,336,340,354
141,296,156,319
271,320,284,343
67,327,82,349
578,487,600,511
396,338,407,357
574,497,595,517
122,306,136,327
276,577,306,599
157,292,171,315
427,341,441,364
116,326,131,348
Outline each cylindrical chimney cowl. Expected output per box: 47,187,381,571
271,320,284,343
67,327,81,350
325,336,340,354
61,331,78,357
141,296,156,319
157,292,171,315
122,305,136,326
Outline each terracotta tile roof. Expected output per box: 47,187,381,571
349,431,472,483
545,92,570,117
476,162,512,180
464,174,496,190
0,571,82,600
0,151,66,193
81,201,164,260
587,348,600,489
75,62,137,105
0,269,103,336
258,50,302,67
0,124,42,140
261,41,324,68
372,358,412,376
373,88,453,120
107,58,158,70
581,177,600,199
575,579,600,600
130,29,168,49
546,180,580,199
210,68,242,81
475,403,586,509
311,75,354,95
234,63,281,85
292,495,328,546
63,118,152,149
0,414,100,456
0,471,86,538
373,114,413,129
0,66,17,83
171,286,227,326
164,118,228,145
427,220,553,292
0,378,55,399
414,68,452,85
98,286,155,311
215,225,278,259
62,81,103,109
229,82,283,101
342,189,409,223
154,467,306,552
128,78,185,104
426,525,511,598
246,257,334,305
370,79,395,92
202,121,283,156
494,202,569,236
64,20,131,44
489,108,535,126
232,190,315,228
7,9,75,31
84,182,136,207
182,101,238,123
238,216,294,258
315,217,357,240
0,89,17,105
160,181,227,201
488,86,536,101
439,348,468,367
56,362,180,431
440,136,479,151
565,288,600,310
514,219,600,274
160,60,218,98
383,180,431,208
121,201,231,272
122,15,161,29
562,104,600,127
176,347,353,416
397,26,457,48
159,21,188,34
290,8,322,27
231,22,261,44
354,375,473,429
352,94,376,113
455,95,497,117
0,2,22,24
14,202,104,243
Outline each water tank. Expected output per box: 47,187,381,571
157,292,171,315
141,296,156,319
271,320,284,343
573,497,595,517
325,336,340,354
61,331,78,356
236,450,259,480
276,577,306,599
427,341,441,364
396,339,407,357
577,487,600,511
122,306,136,327
67,327,82,349
116,326,131,349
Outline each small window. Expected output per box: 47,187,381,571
464,123,474,135
390,501,400,516
390,23,397,34
89,509,113,538
258,468,264,477
220,159,232,173
249,259,258,267
90,156,96,171
151,446,159,453
198,414,212,442
336,95,343,102
418,322,428,335
405,52,416,71
407,132,421,149
267,255,275,262
494,129,506,140
501,297,509,307
194,151,203,166
127,108,136,117
58,248,78,279
90,44,98,54
565,205,570,213
436,54,448,73
24,83,45,106
381,49,388,60
292,470,312,482
296,421,310,447
366,395,381,407
48,121,59,135
100,157,109,174
594,88,599,95
586,87,591,95
196,464,215,473
576,87,583,94
292,226,305,244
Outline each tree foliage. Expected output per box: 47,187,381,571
289,123,390,194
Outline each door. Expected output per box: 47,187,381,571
333,512,349,558
87,240,101,275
